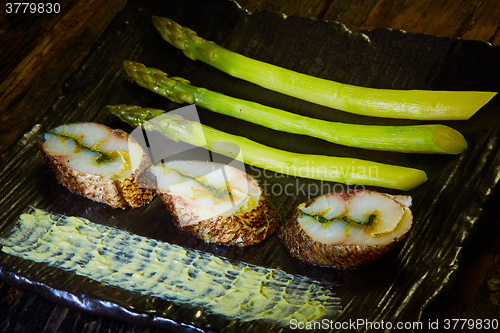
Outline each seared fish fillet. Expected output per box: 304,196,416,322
38,122,154,209
150,160,280,246
280,190,412,268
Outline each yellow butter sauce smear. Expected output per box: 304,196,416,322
0,208,341,326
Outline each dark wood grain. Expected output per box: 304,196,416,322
239,0,500,45
1,0,500,331
0,0,126,154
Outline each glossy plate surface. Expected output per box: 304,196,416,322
1,0,500,332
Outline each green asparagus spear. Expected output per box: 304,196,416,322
108,105,428,191
124,60,467,154
152,16,496,121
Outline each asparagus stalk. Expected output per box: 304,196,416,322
152,16,496,121
124,60,467,154
108,105,428,191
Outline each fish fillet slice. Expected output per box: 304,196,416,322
280,190,412,268
38,122,154,209
150,160,280,246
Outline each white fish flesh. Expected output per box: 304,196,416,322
280,190,412,268
150,160,280,246
38,122,154,209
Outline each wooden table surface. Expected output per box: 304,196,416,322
1,0,500,331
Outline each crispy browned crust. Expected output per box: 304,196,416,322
280,209,406,269
157,190,280,246
41,151,154,209
115,171,155,208
39,126,154,209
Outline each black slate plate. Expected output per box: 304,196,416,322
1,0,500,332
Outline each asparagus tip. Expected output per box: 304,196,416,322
152,16,207,61
107,105,166,128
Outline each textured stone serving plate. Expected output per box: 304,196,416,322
1,0,499,331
